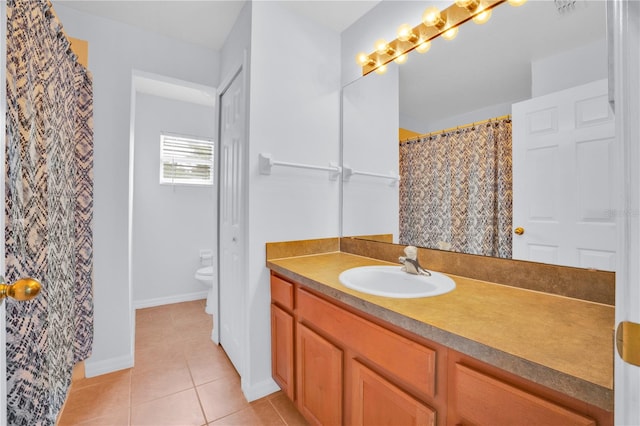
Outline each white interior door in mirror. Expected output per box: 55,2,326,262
512,79,616,271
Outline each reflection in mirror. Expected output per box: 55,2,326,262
341,1,613,270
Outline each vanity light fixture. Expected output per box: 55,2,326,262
356,0,527,75
472,8,492,24
422,6,447,29
456,0,494,24
441,26,459,40
375,64,388,75
355,52,375,67
397,23,419,43
415,40,432,53
375,38,395,56
394,53,409,64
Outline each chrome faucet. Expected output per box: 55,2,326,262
399,246,431,276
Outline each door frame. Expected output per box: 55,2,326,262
612,0,640,423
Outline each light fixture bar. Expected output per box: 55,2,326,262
360,0,507,75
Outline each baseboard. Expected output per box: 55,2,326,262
241,377,281,402
84,353,134,378
133,291,208,310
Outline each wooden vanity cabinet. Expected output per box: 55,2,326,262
270,275,295,400
270,272,446,425
297,322,344,425
447,351,612,426
269,272,612,426
350,360,437,426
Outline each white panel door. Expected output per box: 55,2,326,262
218,69,246,376
512,79,616,271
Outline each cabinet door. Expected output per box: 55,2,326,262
351,360,436,426
271,304,294,400
451,363,596,426
297,323,343,426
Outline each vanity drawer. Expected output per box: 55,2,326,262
297,288,436,399
452,363,596,426
270,274,294,311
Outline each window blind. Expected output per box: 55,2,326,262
160,134,214,186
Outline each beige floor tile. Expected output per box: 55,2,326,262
210,399,285,426
132,342,186,376
180,336,219,357
68,369,131,391
135,326,165,351
131,388,206,426
164,321,213,343
136,306,174,329
172,312,213,330
187,350,238,386
197,376,249,422
131,363,194,406
59,300,308,426
59,373,131,424
58,406,130,426
168,300,207,320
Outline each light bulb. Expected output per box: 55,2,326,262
422,6,446,29
442,26,459,40
455,0,479,10
397,23,418,43
508,0,527,6
394,54,408,64
375,64,388,75
355,52,373,66
375,38,393,55
472,8,492,24
415,40,431,54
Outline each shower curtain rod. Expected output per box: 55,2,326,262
400,114,512,143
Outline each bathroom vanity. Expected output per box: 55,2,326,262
266,238,614,426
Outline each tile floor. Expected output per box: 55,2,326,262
57,299,308,426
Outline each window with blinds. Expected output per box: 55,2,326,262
160,133,214,186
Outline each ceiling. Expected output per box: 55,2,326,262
55,0,382,50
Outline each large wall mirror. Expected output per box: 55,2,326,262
341,1,612,270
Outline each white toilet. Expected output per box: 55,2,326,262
195,266,214,287
195,250,215,314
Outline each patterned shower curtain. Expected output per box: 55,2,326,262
399,118,512,258
5,0,94,424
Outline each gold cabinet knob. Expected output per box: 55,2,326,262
0,277,41,302
514,227,525,235
617,321,640,367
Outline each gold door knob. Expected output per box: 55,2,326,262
0,277,41,302
514,227,525,235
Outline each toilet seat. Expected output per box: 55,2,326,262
195,266,214,281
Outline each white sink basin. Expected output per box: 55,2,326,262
338,265,456,298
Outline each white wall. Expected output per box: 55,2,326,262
132,94,215,307
532,39,607,97
342,66,399,240
414,102,513,135
53,4,220,376
244,1,341,399
399,40,607,135
220,1,251,86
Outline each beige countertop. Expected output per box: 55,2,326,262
267,251,614,411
